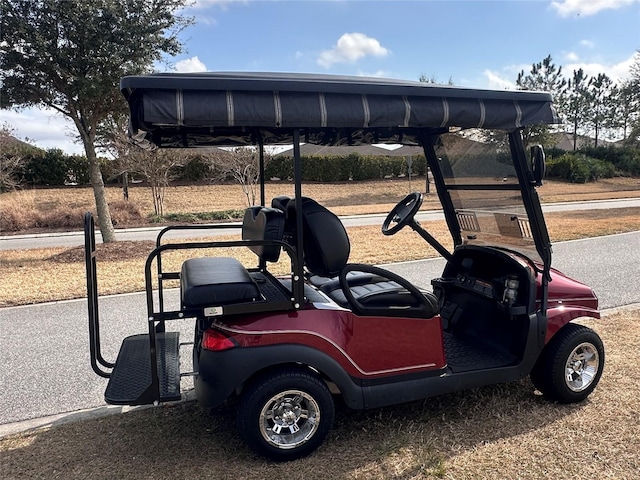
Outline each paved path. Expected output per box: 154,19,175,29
0,231,638,432
1,198,639,250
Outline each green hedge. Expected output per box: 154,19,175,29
582,145,640,176
547,145,640,177
16,149,92,186
546,153,616,183
265,154,427,182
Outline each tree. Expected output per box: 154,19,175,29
609,81,638,141
563,69,590,150
203,147,272,207
586,73,613,147
418,74,454,85
516,55,568,95
0,124,27,191
100,115,191,217
0,0,192,241
623,50,640,146
516,55,567,148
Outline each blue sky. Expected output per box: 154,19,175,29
3,0,639,154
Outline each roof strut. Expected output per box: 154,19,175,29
291,129,305,307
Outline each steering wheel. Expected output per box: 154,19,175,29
382,192,423,236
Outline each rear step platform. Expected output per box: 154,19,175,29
105,332,181,405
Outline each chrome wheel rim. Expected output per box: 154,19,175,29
565,342,600,392
259,389,320,450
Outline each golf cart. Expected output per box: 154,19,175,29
85,72,603,460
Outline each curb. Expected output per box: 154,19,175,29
0,390,196,439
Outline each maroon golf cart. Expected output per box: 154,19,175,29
85,72,603,460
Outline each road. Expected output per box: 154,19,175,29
0,231,638,429
1,198,639,250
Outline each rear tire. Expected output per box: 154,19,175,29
531,323,604,403
237,369,334,461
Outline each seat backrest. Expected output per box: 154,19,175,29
271,196,295,243
284,197,350,277
241,206,285,262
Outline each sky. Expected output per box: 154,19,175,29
2,0,639,155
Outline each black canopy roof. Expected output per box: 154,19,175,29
120,72,560,148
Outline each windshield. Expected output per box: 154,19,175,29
434,129,542,263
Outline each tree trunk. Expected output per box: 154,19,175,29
72,113,117,242
84,138,116,242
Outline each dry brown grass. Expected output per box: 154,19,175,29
1,177,638,232
0,191,143,232
1,208,639,307
1,309,638,479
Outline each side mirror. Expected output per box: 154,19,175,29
530,145,546,187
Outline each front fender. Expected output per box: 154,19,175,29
545,306,601,343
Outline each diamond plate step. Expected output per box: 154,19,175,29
105,332,181,405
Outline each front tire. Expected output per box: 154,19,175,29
237,369,334,461
531,323,604,403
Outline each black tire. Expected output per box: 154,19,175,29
237,369,334,461
531,323,604,403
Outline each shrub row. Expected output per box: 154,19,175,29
3,143,638,187
15,149,92,186
266,153,427,182
546,154,616,183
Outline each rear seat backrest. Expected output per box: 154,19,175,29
271,196,295,244
241,207,285,262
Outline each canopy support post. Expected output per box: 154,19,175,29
258,137,266,207
291,129,305,308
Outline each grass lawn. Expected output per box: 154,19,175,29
1,309,638,479
1,178,639,478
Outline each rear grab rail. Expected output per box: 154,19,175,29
84,212,114,378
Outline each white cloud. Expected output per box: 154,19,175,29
564,51,580,62
564,52,636,81
551,0,639,17
356,70,392,78
317,33,389,68
579,39,596,48
187,0,247,10
175,56,208,72
1,107,84,154
482,70,515,90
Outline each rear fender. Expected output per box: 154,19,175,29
545,306,601,343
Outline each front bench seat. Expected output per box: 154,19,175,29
277,196,439,318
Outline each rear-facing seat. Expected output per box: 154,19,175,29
181,257,260,307
180,206,285,309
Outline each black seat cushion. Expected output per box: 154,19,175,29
181,257,259,308
310,271,389,293
325,280,440,317
242,206,285,262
